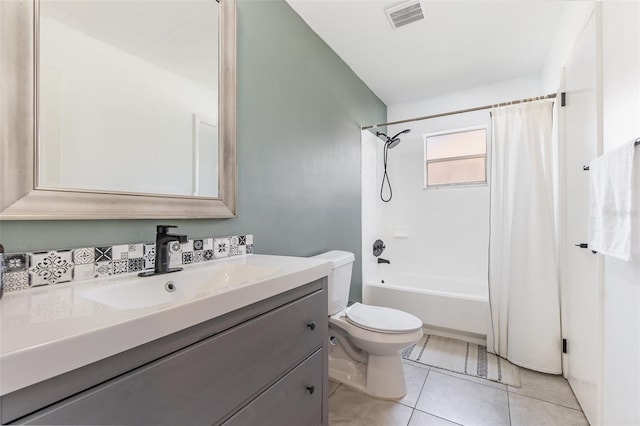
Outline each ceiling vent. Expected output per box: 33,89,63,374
385,1,425,30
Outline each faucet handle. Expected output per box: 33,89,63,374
157,225,178,234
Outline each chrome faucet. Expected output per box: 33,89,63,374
139,225,188,277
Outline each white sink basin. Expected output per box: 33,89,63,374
80,264,280,310
1,254,332,397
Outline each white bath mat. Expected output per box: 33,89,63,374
402,334,521,387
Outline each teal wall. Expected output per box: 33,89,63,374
0,0,386,302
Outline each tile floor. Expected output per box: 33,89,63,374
328,359,589,426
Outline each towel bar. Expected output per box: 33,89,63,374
575,243,597,254
583,138,639,170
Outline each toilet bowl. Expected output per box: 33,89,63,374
312,251,423,399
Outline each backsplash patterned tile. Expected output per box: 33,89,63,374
72,248,94,265
169,253,182,267
128,258,144,273
214,237,230,259
95,247,112,262
5,254,28,272
112,259,129,275
169,241,182,254
95,261,112,277
111,245,130,260
73,264,97,281
181,241,194,253
1,234,253,295
4,271,30,292
29,251,73,286
143,244,156,270
203,250,214,261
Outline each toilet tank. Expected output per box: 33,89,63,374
312,251,355,315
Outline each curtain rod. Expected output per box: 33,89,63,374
361,93,557,130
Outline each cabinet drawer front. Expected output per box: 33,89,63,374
224,349,323,426
19,290,327,425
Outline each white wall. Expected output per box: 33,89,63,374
361,130,385,286
599,3,640,425
40,18,217,196
547,2,640,423
379,77,541,290
541,1,597,93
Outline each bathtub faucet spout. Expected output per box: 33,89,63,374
377,258,390,264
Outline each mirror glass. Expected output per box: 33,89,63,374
38,0,219,198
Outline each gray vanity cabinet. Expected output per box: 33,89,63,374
225,349,324,426
4,279,328,426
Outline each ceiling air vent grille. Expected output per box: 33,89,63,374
385,1,425,30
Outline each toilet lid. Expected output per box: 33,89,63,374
345,303,423,333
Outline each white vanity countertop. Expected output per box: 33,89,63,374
0,254,331,396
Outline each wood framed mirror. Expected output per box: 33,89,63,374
0,0,236,220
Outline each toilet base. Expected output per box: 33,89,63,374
329,339,408,399
365,353,407,399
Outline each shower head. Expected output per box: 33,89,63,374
386,129,411,149
387,138,402,149
378,129,409,202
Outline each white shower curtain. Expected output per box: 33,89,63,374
488,100,561,374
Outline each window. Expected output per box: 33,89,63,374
424,127,488,188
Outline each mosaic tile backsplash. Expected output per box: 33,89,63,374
0,234,254,294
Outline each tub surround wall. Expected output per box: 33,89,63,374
0,0,386,302
360,130,385,288
378,76,541,290
1,235,253,293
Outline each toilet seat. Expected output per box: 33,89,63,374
345,303,422,334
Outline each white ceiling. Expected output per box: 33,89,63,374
287,0,568,105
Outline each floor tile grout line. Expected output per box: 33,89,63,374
414,366,431,407
402,358,431,372
406,408,415,426
410,367,467,426
508,390,584,412
328,364,586,425
506,385,512,426
397,365,432,410
417,367,511,426
412,407,465,426
414,362,585,415
328,382,341,398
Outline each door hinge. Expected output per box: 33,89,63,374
561,92,566,107
562,338,568,353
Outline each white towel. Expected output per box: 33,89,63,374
587,140,638,261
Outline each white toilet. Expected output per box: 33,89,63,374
313,250,423,399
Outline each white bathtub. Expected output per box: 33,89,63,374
363,271,489,338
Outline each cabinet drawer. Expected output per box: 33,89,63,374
18,290,327,425
224,349,324,426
